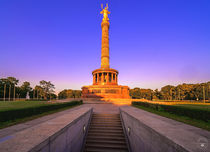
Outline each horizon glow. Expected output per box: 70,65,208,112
0,0,210,93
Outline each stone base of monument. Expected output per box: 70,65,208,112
82,85,130,99
82,98,132,105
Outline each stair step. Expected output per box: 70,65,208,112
86,139,126,145
90,127,122,130
92,115,120,119
91,124,122,126
90,124,122,127
92,121,121,123
92,119,120,121
93,114,120,116
86,143,128,149
92,116,120,119
85,147,128,152
84,113,128,152
92,117,120,120
87,135,126,141
91,121,121,124
89,129,123,134
88,132,125,137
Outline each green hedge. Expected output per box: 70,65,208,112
132,102,210,122
0,100,83,122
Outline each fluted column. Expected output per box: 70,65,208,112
102,73,104,83
115,74,118,83
93,74,96,84
97,73,99,83
107,73,110,83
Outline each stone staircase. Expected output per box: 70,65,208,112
84,113,129,152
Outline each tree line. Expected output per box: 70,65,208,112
0,77,56,101
1,77,209,101
130,82,210,101
58,89,81,99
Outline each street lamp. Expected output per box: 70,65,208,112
3,83,6,101
13,83,16,101
9,84,11,101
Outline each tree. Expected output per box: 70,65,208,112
34,85,44,99
0,77,19,100
129,88,153,100
39,80,55,100
58,89,81,99
20,81,32,98
161,85,175,100
153,89,162,100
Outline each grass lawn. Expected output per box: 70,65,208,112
133,104,210,131
0,101,49,111
174,104,210,110
0,101,82,129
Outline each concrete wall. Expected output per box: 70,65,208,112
0,107,93,152
31,108,92,152
120,106,210,152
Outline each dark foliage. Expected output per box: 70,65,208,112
132,102,210,122
0,100,83,123
130,82,210,101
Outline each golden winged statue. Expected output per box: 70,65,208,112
100,4,110,21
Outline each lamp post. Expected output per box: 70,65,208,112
9,85,11,101
3,84,6,101
203,85,205,103
33,89,35,100
37,89,38,100
13,83,16,101
208,84,210,102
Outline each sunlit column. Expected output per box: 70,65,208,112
93,74,96,84
107,73,110,83
116,74,118,83
102,73,104,83
97,73,99,83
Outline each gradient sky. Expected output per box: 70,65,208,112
0,0,210,93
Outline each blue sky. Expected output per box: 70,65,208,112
0,0,209,93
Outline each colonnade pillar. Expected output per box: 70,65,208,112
93,74,96,84
93,72,118,84
97,73,99,83
115,74,118,83
102,73,104,83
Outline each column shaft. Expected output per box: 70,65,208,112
102,73,104,83
101,21,110,69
